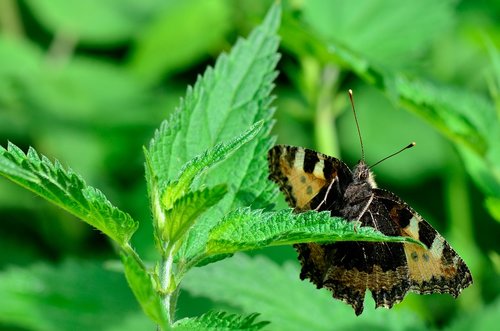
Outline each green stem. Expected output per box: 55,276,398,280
0,0,24,38
46,30,77,67
300,57,341,155
444,157,482,311
159,243,176,325
315,65,340,156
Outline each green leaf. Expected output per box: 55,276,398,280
336,86,449,184
174,311,268,331
0,259,154,331
485,197,500,223
0,142,138,246
147,3,281,260
128,0,230,83
24,0,164,45
163,185,228,244
203,208,423,259
162,121,264,209
395,77,500,203
396,76,494,156
328,38,500,211
0,150,39,182
182,254,426,331
302,0,454,68
121,249,169,329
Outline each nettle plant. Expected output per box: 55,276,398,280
0,5,419,330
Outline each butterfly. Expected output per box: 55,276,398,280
267,90,472,315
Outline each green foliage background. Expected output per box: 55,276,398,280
0,0,499,330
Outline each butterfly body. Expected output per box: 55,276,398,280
268,145,472,315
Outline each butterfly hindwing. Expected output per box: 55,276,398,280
374,189,472,297
313,196,412,315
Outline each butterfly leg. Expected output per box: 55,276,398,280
314,177,338,211
352,193,374,233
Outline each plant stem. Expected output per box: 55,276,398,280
315,64,340,156
444,158,482,311
159,242,176,326
46,30,77,67
300,56,341,155
0,0,24,38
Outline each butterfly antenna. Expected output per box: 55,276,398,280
348,89,365,161
370,142,416,169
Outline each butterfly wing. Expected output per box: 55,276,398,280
317,198,412,315
373,188,473,296
267,145,472,315
267,145,352,211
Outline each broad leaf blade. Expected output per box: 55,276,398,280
121,250,169,329
396,76,494,156
163,185,227,244
204,208,423,258
174,311,268,331
147,4,281,260
183,254,426,331
162,121,263,209
0,142,138,246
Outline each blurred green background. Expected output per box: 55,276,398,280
0,0,499,330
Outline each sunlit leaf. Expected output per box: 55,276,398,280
174,311,268,331
147,4,281,261
162,121,263,210
163,185,227,244
121,249,169,329
0,143,138,246
201,208,423,261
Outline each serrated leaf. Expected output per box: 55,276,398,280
174,311,268,331
395,77,500,203
163,185,228,244
162,121,263,210
121,249,169,329
183,254,426,331
0,150,39,181
327,38,500,210
396,76,494,156
146,4,281,260
0,142,138,246
0,259,153,331
203,208,423,259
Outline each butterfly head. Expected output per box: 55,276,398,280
353,161,377,189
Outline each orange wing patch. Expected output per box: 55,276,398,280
268,146,337,210
400,214,471,296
